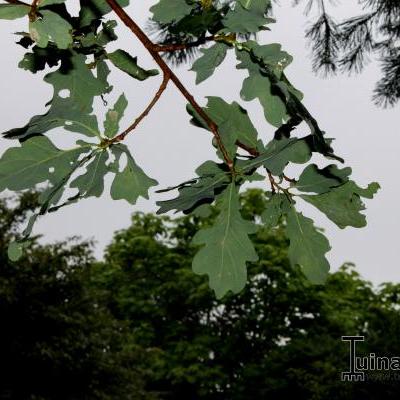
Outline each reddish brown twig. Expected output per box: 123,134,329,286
105,0,234,169
111,74,170,143
236,141,260,157
283,174,296,183
267,170,277,194
29,0,40,21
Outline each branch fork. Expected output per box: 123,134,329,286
105,0,234,170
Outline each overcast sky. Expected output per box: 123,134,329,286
0,1,398,285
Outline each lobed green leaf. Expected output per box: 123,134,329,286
191,42,229,84
0,4,29,20
110,144,158,205
192,183,259,298
107,49,159,81
301,181,380,229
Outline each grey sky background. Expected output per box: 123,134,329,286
0,1,398,284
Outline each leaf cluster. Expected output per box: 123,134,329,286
0,0,379,297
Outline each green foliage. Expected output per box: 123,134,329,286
0,136,90,192
236,43,289,127
0,193,154,400
0,4,29,20
156,160,230,214
1,190,400,399
286,206,331,284
29,10,73,49
95,189,400,399
4,52,111,140
240,136,312,176
189,96,260,157
150,0,195,24
191,42,229,83
0,0,379,297
107,49,159,80
295,163,352,194
70,151,110,198
301,181,380,229
79,0,130,27
104,93,128,138
192,183,258,298
110,144,158,204
222,0,273,33
261,192,285,228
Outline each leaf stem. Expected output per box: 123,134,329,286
267,170,277,194
236,141,259,156
283,174,296,183
29,0,40,21
111,73,170,143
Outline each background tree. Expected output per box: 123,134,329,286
94,189,400,399
1,190,400,399
0,193,155,400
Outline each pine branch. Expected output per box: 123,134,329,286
373,52,400,107
306,12,339,75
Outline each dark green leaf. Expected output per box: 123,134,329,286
301,181,380,228
236,42,338,159
70,150,110,198
188,96,260,158
18,45,63,73
29,10,72,49
236,48,288,127
191,43,229,84
3,52,109,140
39,0,66,6
261,193,287,229
107,49,159,81
150,0,194,24
79,20,118,48
78,0,129,27
156,161,229,214
295,163,352,194
192,183,259,298
0,136,91,192
223,0,272,33
239,137,312,176
104,94,128,138
0,4,29,20
110,144,158,205
286,206,331,284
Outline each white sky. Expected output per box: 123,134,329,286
0,1,399,285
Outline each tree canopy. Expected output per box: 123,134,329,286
1,190,400,399
0,192,154,400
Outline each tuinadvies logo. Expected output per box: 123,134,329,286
341,336,400,382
